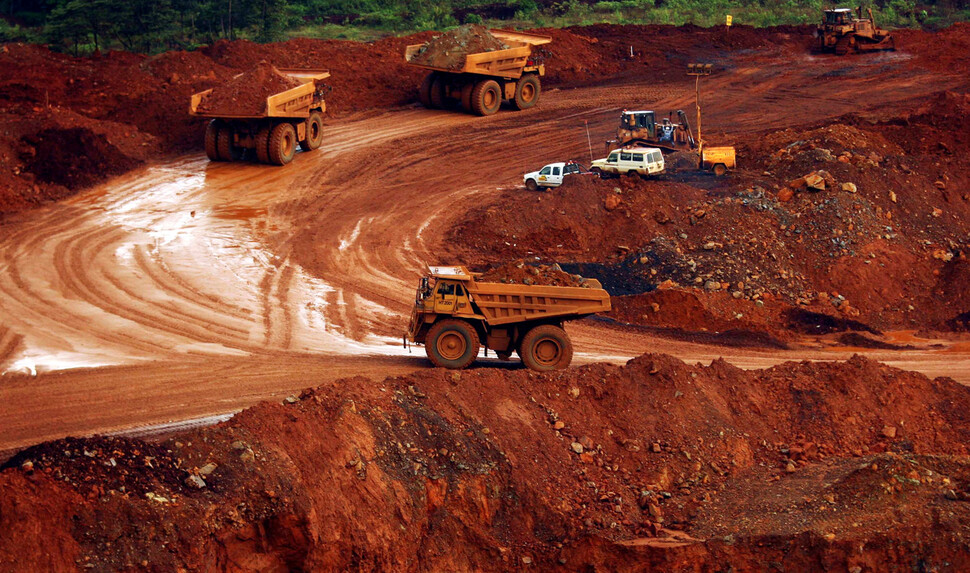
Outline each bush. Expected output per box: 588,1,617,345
0,20,40,42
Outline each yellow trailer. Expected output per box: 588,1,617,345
406,265,610,371
701,146,736,176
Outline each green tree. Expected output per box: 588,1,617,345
45,0,116,53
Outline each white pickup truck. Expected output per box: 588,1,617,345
523,161,588,190
590,146,665,178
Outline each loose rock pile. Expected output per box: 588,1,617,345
478,258,591,287
407,24,509,70
195,61,304,116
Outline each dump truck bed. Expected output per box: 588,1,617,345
466,279,611,326
405,30,551,78
189,69,330,119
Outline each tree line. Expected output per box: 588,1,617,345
1,0,968,54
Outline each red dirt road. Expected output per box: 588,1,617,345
1,42,968,452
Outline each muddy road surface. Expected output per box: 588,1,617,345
1,46,967,451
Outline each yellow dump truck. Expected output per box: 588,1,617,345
189,69,330,165
405,30,552,116
406,265,611,371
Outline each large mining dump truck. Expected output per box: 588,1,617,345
190,65,330,165
406,265,611,371
405,27,552,116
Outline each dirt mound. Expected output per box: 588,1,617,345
664,151,700,171
195,61,304,116
407,24,509,70
20,127,143,190
477,258,590,287
2,354,970,569
610,286,776,332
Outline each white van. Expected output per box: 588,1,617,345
590,147,665,178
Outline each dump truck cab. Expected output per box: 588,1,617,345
824,8,853,27
406,265,610,371
412,270,476,318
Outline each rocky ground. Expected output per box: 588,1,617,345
447,88,970,339
2,354,969,570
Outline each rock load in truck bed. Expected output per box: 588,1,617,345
478,259,591,287
195,61,303,116
407,24,509,70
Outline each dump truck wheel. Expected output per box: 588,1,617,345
471,80,501,116
419,73,436,108
520,325,573,371
205,120,223,161
460,83,474,112
713,163,728,177
216,126,241,162
525,178,539,191
513,75,540,110
255,124,272,164
426,319,480,369
301,111,324,152
430,77,446,108
268,122,297,166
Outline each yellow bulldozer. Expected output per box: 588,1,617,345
816,6,896,55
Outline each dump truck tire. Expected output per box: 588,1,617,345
205,120,222,161
430,76,446,108
520,324,573,371
471,80,501,116
426,319,480,369
216,126,241,162
419,73,436,108
255,124,271,164
268,122,297,166
513,75,540,110
460,83,474,112
301,111,324,152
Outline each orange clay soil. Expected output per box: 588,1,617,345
2,353,969,570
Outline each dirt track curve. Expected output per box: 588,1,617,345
1,45,968,451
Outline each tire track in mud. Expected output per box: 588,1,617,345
132,244,253,323
258,257,296,350
0,325,24,370
55,220,252,350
